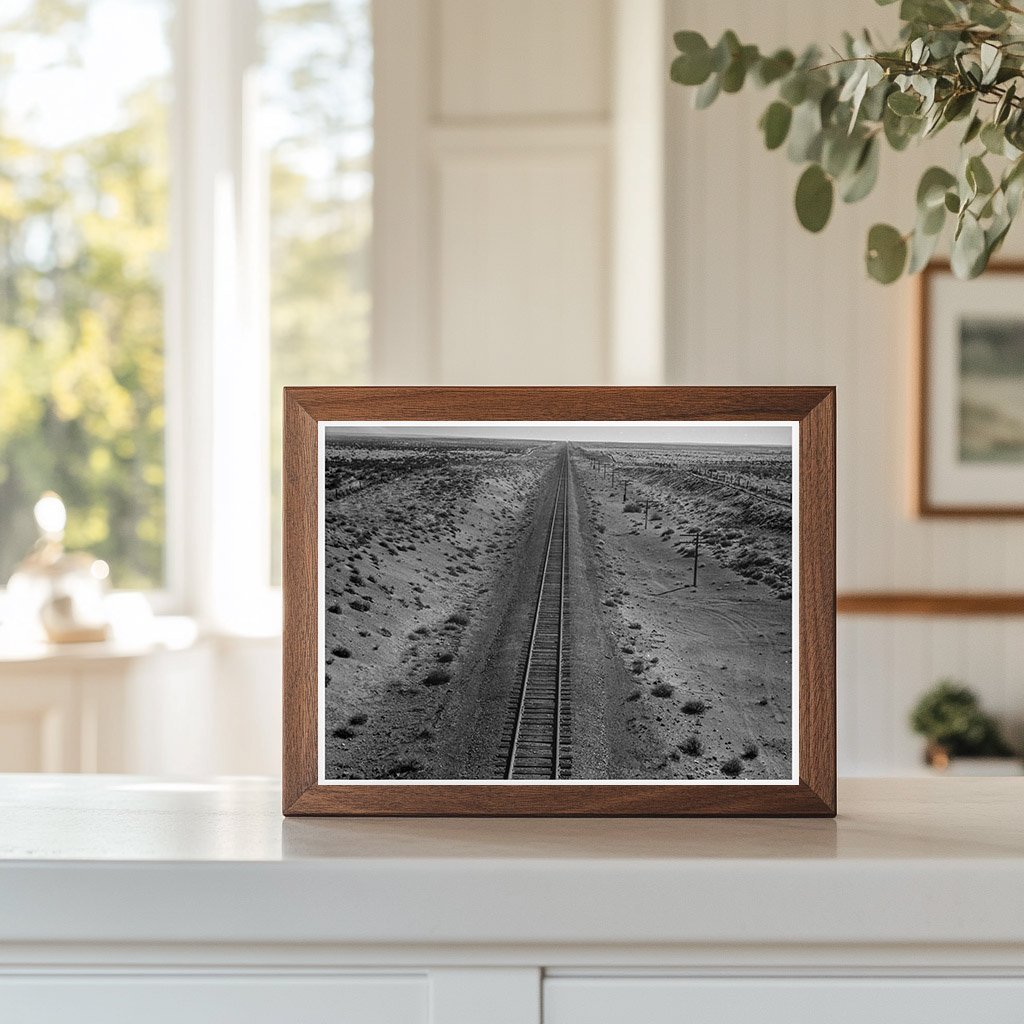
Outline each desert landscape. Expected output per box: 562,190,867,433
321,425,795,781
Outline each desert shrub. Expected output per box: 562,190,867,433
679,734,703,757
328,603,341,614
632,659,646,675
651,682,675,698
623,501,642,513
446,613,469,627
349,600,370,612
436,651,454,664
682,699,707,715
332,726,357,739
424,669,451,687
721,757,743,777
742,741,759,760
626,690,641,702
349,713,368,726
331,645,351,659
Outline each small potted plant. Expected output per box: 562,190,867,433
909,680,1020,774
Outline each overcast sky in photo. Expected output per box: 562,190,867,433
324,421,794,447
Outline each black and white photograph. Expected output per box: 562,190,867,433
318,421,798,784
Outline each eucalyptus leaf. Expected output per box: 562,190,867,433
694,73,721,109
754,49,795,87
671,50,712,87
822,128,864,178
981,121,1006,155
760,101,793,150
980,41,1002,86
996,82,1017,124
710,31,740,73
779,73,808,106
866,223,908,283
787,100,823,162
917,166,957,210
970,2,1009,30
842,137,880,203
795,164,834,232
951,211,987,278
921,200,946,235
967,154,995,195
908,221,942,273
721,45,759,93
962,115,983,145
888,90,921,115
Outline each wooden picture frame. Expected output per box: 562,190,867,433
283,387,836,816
916,260,1024,517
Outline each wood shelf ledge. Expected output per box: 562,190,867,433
837,592,1024,616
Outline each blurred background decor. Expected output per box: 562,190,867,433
4,492,111,645
917,261,1024,515
910,678,1021,773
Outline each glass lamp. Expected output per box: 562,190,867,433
5,493,111,644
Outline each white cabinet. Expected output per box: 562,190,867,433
544,977,1024,1024
0,975,428,1024
1,777,1022,1024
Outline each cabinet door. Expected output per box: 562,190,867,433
544,977,1024,1024
0,974,428,1024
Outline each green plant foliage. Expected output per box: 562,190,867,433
795,164,835,230
909,680,1015,757
670,0,1024,283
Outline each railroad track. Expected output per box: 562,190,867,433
502,451,571,780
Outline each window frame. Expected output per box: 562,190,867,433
166,0,280,633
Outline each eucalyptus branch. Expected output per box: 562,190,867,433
670,0,1024,283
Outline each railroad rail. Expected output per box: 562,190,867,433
503,451,571,780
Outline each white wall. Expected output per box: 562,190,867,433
665,0,1024,772
373,0,666,387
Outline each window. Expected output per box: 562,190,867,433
0,0,172,589
0,0,374,618
261,0,373,581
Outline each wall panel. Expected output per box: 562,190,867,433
438,0,611,120
437,150,608,384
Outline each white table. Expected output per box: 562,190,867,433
1,776,1022,1023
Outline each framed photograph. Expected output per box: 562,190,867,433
917,261,1024,516
283,387,835,816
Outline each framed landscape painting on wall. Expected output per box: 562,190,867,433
282,387,836,816
918,262,1024,516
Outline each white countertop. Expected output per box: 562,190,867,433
1,775,1022,951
